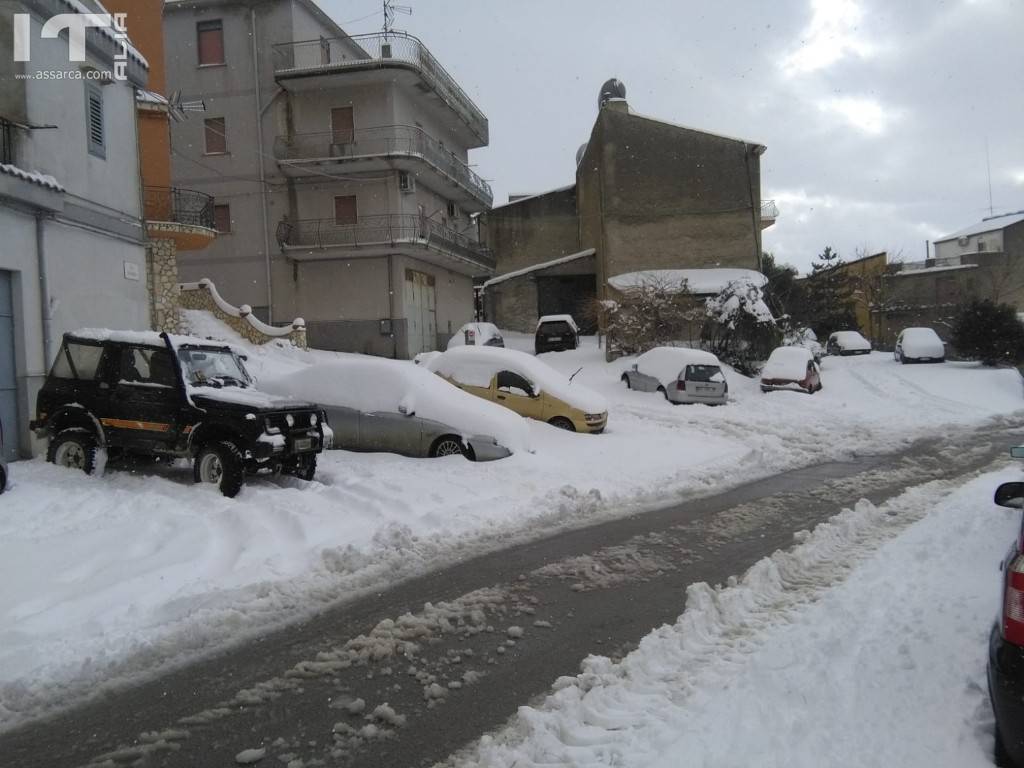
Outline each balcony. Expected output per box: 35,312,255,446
761,199,778,229
143,186,217,250
276,213,495,275
272,32,488,148
273,125,493,211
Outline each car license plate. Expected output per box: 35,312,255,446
548,336,562,341
293,437,312,451
697,385,714,392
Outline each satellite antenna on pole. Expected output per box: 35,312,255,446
167,89,206,123
383,0,412,34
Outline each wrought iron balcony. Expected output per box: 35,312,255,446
761,199,779,220
273,125,492,208
272,32,488,146
143,186,215,230
276,213,495,272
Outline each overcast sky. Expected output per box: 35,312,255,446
322,0,1024,274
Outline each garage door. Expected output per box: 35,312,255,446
404,269,437,356
0,271,17,461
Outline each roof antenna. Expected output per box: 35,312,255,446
383,0,412,34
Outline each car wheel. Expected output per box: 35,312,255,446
657,385,670,401
995,723,1016,767
548,416,576,432
621,373,631,389
431,435,467,458
47,429,98,475
292,453,317,481
760,385,771,393
0,465,6,494
194,440,245,498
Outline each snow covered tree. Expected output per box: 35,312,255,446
803,246,857,337
703,278,780,375
951,299,1024,366
602,275,704,357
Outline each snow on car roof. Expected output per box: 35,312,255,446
447,323,503,349
70,328,243,353
901,327,942,339
761,346,814,380
536,315,579,331
260,356,530,453
831,331,868,342
634,347,722,387
427,346,607,414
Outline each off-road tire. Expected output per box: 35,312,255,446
548,416,576,432
47,429,98,475
194,440,245,498
293,453,317,481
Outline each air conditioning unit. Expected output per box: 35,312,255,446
957,236,970,247
399,171,416,193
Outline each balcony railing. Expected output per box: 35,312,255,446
761,199,779,220
276,213,494,270
272,32,488,145
0,118,14,165
273,125,492,206
143,186,215,230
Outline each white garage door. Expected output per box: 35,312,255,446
404,269,437,357
0,271,18,461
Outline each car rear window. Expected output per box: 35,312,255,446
685,364,724,383
538,321,573,335
50,342,106,380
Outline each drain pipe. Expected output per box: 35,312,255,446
252,7,273,322
36,213,53,367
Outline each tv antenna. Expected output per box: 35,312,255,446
383,0,412,34
167,90,206,123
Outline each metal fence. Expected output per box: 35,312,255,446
273,125,492,205
272,32,487,143
761,199,779,220
143,186,215,229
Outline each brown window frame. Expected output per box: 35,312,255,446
334,195,358,226
204,117,227,155
197,20,225,67
213,204,232,233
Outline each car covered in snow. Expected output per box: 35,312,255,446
826,330,872,356
260,357,528,461
622,347,728,405
535,315,580,354
785,327,824,363
987,449,1024,766
427,346,608,433
760,346,822,394
894,327,945,364
446,322,505,350
30,331,328,497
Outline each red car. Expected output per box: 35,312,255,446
760,346,822,394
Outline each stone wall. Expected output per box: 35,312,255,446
146,237,182,333
179,279,308,348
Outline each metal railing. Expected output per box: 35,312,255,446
276,213,494,270
0,118,14,165
894,256,964,273
761,199,779,219
272,32,488,144
273,125,492,206
143,186,215,230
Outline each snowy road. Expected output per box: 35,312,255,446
0,423,1017,768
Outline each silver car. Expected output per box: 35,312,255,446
622,347,729,405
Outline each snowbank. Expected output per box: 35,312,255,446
608,268,767,295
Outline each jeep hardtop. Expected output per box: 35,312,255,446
30,330,328,497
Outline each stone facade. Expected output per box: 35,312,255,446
179,280,308,348
146,237,182,334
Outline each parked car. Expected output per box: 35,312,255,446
826,330,872,356
622,347,728,405
987,448,1024,766
535,315,580,354
785,327,824,363
760,346,822,394
447,322,505,350
0,417,7,494
30,330,329,497
894,327,945,364
260,357,527,461
427,346,608,433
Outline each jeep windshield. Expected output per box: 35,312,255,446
177,346,252,388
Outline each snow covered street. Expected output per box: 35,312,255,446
453,467,1022,768
1,318,1022,730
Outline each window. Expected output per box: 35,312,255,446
85,84,104,158
496,370,534,397
197,20,225,66
446,201,457,218
124,347,177,387
204,117,227,154
334,195,357,226
978,240,986,252
331,107,354,144
51,342,105,380
214,204,231,233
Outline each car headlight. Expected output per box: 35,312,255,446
584,413,605,422
285,413,295,427
309,412,318,426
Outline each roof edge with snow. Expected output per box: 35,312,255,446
482,248,596,289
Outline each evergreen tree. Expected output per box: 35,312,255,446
804,246,857,337
951,299,1024,366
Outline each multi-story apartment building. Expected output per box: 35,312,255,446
164,0,493,359
0,0,150,459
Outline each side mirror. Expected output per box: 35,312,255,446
995,482,1024,509
398,404,415,417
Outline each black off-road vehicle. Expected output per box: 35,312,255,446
30,330,328,497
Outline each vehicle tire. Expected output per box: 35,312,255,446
548,416,576,432
995,724,1016,767
760,385,771,393
293,453,317,481
193,440,245,498
431,435,468,459
0,465,6,494
621,373,631,389
47,429,98,475
657,385,669,401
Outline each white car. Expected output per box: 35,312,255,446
447,322,504,350
894,327,945,364
622,347,728,405
826,330,872,356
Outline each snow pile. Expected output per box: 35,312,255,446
609,268,767,295
427,346,608,415
630,347,722,387
259,357,530,453
705,277,775,327
452,469,1020,768
446,322,504,349
0,163,64,192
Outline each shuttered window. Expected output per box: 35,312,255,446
86,84,104,158
214,204,231,233
204,117,227,154
334,195,357,226
197,20,225,66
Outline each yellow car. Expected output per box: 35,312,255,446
426,347,608,433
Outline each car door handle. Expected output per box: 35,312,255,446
497,395,506,400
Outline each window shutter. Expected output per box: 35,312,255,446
86,85,104,157
197,20,225,66
214,204,231,233
205,117,226,154
334,195,357,225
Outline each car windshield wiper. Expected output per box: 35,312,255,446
214,375,248,388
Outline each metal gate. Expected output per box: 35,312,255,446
404,269,437,356
0,271,18,461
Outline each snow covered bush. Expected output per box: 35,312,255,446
951,299,1024,366
703,278,780,375
600,276,704,357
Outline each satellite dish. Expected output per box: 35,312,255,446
598,78,626,109
576,142,588,166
